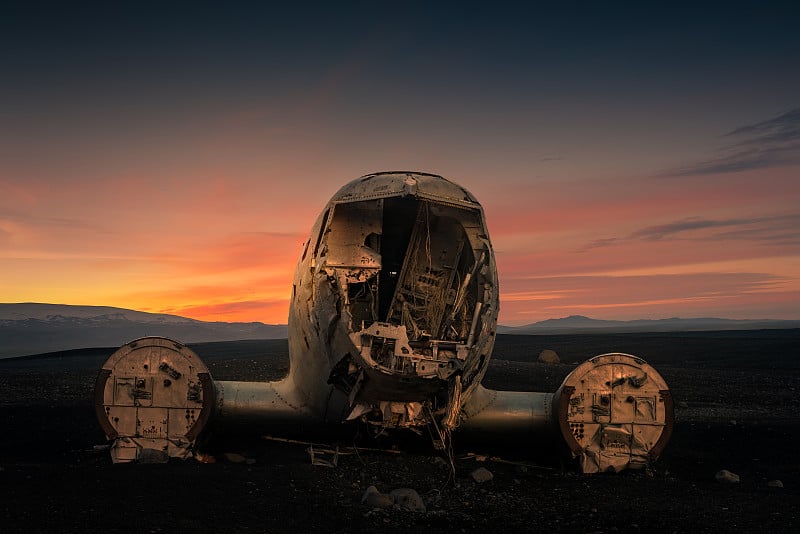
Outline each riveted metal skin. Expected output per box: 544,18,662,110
553,353,673,473
95,337,214,463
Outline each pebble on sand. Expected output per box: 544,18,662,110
390,488,426,512
715,469,740,484
223,452,248,464
361,486,394,509
471,467,494,483
538,350,560,364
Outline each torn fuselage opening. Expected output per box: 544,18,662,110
321,194,494,429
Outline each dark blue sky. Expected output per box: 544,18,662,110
2,1,799,323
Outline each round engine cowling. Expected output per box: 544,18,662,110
553,353,673,473
94,337,215,463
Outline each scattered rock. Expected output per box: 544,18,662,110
678,401,689,409
729,420,737,426
715,469,740,484
223,452,248,464
767,480,784,488
193,452,216,464
390,488,426,512
471,467,494,483
361,486,394,509
432,457,450,468
538,349,560,364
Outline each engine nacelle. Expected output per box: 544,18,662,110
553,353,673,473
95,337,215,463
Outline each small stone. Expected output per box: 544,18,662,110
223,452,247,464
470,467,494,483
194,452,216,464
390,488,426,512
538,349,560,364
730,420,737,426
432,457,450,468
245,458,256,465
715,469,740,484
767,480,784,488
678,401,689,409
362,486,394,509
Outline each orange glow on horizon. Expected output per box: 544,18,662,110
2,163,799,325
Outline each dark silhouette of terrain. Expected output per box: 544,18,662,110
0,303,288,358
0,331,798,532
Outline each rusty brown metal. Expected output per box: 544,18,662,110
185,372,214,441
552,353,674,473
650,389,674,460
94,368,117,439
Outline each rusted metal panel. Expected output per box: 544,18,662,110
95,337,214,463
553,353,674,473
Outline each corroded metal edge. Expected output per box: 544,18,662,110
94,368,117,439
650,389,674,460
554,385,582,455
185,372,215,441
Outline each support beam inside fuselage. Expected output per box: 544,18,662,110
377,197,419,321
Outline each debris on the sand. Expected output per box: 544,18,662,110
767,480,784,488
432,456,449,468
471,467,494,483
263,435,401,455
390,488,426,512
678,401,689,409
715,469,740,483
223,452,247,464
193,452,216,464
307,445,339,467
361,486,394,509
538,349,560,364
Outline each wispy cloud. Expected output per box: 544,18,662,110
664,108,800,176
630,216,756,241
500,271,796,323
582,237,620,250
577,214,800,250
162,299,289,321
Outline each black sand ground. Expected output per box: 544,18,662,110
1,331,798,533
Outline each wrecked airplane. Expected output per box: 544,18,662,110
95,171,673,473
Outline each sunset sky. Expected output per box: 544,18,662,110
1,2,799,325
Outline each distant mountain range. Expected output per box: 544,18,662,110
1,304,798,359
497,315,800,335
0,303,288,359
